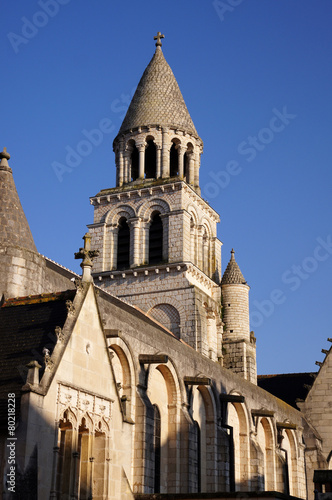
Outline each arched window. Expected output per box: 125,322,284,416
145,139,156,178
131,143,139,181
117,217,130,269
57,412,73,496
78,418,90,498
153,404,161,493
184,151,188,181
149,213,163,264
148,303,180,338
170,142,179,177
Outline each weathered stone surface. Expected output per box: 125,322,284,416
118,46,198,138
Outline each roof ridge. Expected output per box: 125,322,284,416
2,289,76,307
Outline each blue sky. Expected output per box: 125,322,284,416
2,1,332,375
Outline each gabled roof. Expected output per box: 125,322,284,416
0,290,76,427
117,46,199,138
221,249,247,285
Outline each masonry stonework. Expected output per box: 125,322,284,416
1,35,331,500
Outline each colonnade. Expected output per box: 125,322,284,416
113,127,203,190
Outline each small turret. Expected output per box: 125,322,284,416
221,249,257,383
0,147,45,298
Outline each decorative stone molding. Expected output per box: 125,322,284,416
57,383,113,431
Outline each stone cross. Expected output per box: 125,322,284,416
74,233,99,282
0,147,11,168
154,31,164,47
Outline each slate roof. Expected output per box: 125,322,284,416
118,46,199,138
221,249,247,285
0,290,76,428
257,372,317,409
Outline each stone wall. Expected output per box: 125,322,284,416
0,245,45,298
97,287,307,498
88,181,221,282
95,263,222,361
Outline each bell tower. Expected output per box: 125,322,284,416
88,34,223,361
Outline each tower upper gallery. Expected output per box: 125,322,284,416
113,33,203,193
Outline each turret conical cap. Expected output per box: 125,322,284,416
221,249,247,285
0,148,37,252
118,46,199,138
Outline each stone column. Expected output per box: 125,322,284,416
188,152,195,185
190,224,197,265
137,144,145,179
178,145,185,179
194,151,200,189
197,225,204,271
124,150,131,183
142,219,150,265
203,236,210,276
49,425,60,499
162,127,170,178
156,144,162,178
108,224,118,270
118,149,124,186
117,137,124,186
128,217,141,267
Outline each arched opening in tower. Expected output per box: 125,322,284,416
183,152,188,181
130,143,139,181
117,217,130,269
149,213,163,264
170,142,179,177
145,139,156,178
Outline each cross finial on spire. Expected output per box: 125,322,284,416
0,147,11,168
74,233,99,282
154,31,164,47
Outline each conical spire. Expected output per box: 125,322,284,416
0,148,37,252
221,249,247,285
118,38,198,138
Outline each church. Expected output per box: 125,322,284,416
0,33,331,500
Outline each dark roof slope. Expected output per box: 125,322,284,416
257,372,317,408
0,290,76,427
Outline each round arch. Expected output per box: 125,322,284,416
227,392,250,491
146,297,185,339
191,384,218,492
147,360,182,493
104,204,136,225
147,303,181,338
138,197,171,220
108,337,136,422
256,417,276,491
